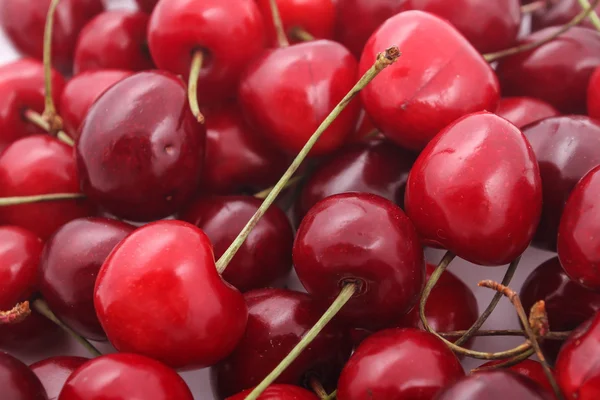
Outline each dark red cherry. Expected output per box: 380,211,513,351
0,0,104,74
239,40,360,156
148,0,266,105
211,288,351,398
588,66,600,120
227,384,319,400
76,71,205,222
495,97,560,129
39,217,134,340
293,192,425,330
478,359,555,395
74,11,154,74
58,353,193,400
405,112,542,266
30,356,88,400
337,328,464,400
94,220,248,369
0,59,65,152
496,27,600,114
349,108,379,143
0,135,93,240
0,312,65,353
360,11,500,151
524,116,600,251
135,0,157,13
532,0,600,31
0,352,47,400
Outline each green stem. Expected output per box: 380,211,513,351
188,51,205,124
471,348,536,373
0,193,85,206
269,0,290,47
290,27,315,42
23,109,74,146
253,176,302,200
325,390,337,400
578,0,600,30
308,377,328,400
441,329,571,341
43,0,60,119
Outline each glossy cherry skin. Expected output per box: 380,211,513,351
0,0,104,74
0,312,65,353
350,108,379,143
74,11,153,74
495,97,560,129
58,353,193,400
405,112,542,266
0,59,65,152
227,385,319,400
30,356,88,400
239,40,360,156
478,359,555,395
496,27,600,115
359,11,500,151
135,0,157,13
94,220,248,369
59,70,131,139
0,352,47,400
337,328,464,400
39,217,134,340
532,0,600,31
148,0,266,105
588,66,600,120
212,289,351,398
294,193,425,330
76,71,205,222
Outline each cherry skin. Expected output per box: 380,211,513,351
337,328,464,400
73,11,154,74
405,112,542,266
495,97,560,129
478,359,555,395
94,220,248,369
350,108,379,143
239,40,360,156
0,312,65,353
0,0,104,74
0,352,47,400
227,385,319,400
293,192,425,330
135,0,157,13
588,66,600,120
76,71,205,222
30,356,88,400
359,11,500,151
58,353,193,400
532,0,600,31
148,0,266,105
0,59,65,152
211,288,352,398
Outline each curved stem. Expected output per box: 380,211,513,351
0,193,85,206
470,348,536,373
187,51,205,124
253,176,302,200
244,283,357,400
23,109,74,146
578,0,600,30
309,377,328,400
43,0,61,127
0,302,31,324
269,0,290,47
441,329,571,341
215,46,401,274
290,27,315,42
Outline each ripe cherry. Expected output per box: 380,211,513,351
0,312,64,353
227,385,319,400
588,66,600,120
478,359,555,395
30,356,88,400
135,0,157,13
0,351,47,400
495,97,560,129
349,108,379,143
532,0,600,31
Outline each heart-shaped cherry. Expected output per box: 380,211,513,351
588,66,600,120
0,351,47,400
478,359,556,395
227,385,319,400
495,97,560,129
30,356,88,400
532,0,600,31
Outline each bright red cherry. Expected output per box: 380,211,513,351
30,356,88,400
227,384,319,400
359,11,500,151
148,0,266,105
0,352,47,400
94,220,248,369
76,71,205,222
478,359,555,395
588,66,600,120
135,0,157,13
293,192,425,330
405,112,542,266
58,353,193,400
211,288,351,398
495,97,560,129
532,0,600,31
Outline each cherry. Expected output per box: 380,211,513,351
0,0,104,74
0,351,47,400
478,359,555,395
135,0,158,13
227,384,319,400
293,192,425,330
588,66,600,120
76,71,205,222
58,353,193,400
239,39,360,156
94,220,248,369
73,11,154,74
211,288,351,398
496,27,600,114
39,217,135,340
532,0,600,31
350,108,379,143
337,328,464,399
0,312,65,353
495,97,560,129
524,116,600,251
359,11,500,151
30,356,88,400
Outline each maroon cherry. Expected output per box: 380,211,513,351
405,112,542,266
588,66,600,120
337,328,464,399
0,312,64,353
532,0,600,31
58,353,193,400
227,385,319,400
30,356,88,400
135,0,157,13
73,10,154,74
76,71,205,222
478,359,555,395
0,352,47,400
359,11,500,151
495,97,560,129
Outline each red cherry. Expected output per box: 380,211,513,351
211,288,351,398
227,384,319,400
0,0,104,74
0,352,47,400
73,11,154,74
337,328,464,399
135,0,157,13
532,0,600,31
58,353,193,400
293,192,425,330
148,0,266,105
405,112,542,266
359,11,500,151
496,27,600,114
478,359,555,395
349,108,379,143
30,356,88,400
495,97,560,129
588,66,600,119
239,40,360,156
94,220,248,369
76,71,205,222
0,312,65,353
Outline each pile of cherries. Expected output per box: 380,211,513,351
2,0,600,399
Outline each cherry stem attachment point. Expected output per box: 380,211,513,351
0,301,31,324
578,0,600,30
23,109,74,146
308,377,328,400
188,51,206,124
42,0,62,132
270,0,290,47
290,27,315,42
0,193,85,206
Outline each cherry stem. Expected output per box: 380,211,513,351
32,299,102,357
244,283,357,400
215,46,401,274
0,193,85,206
578,0,600,30
478,280,565,400
188,51,206,124
269,0,290,47
484,0,600,62
253,176,303,200
470,348,536,373
440,329,571,341
42,0,62,132
290,27,315,42
325,390,337,400
308,377,328,400
0,301,31,324
23,109,74,146
520,0,552,14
